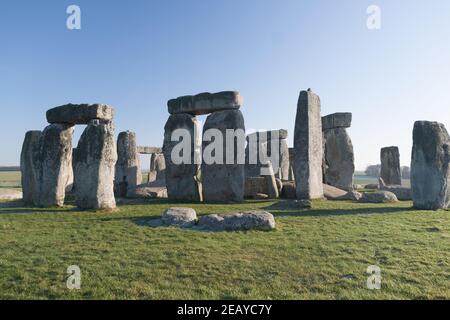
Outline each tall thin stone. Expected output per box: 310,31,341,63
20,131,42,205
411,121,450,210
74,120,117,210
294,89,324,199
163,113,201,202
380,146,401,185
202,109,245,202
34,124,74,207
115,131,141,197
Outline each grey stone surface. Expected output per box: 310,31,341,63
246,129,288,141
162,207,197,227
168,91,243,115
46,104,114,125
149,153,166,183
279,139,290,180
20,131,42,205
323,184,348,200
411,121,450,210
197,211,275,231
365,184,379,190
294,89,324,199
280,181,296,199
323,127,355,191
126,185,168,199
115,131,141,197
321,112,352,130
137,146,163,154
163,113,201,202
380,146,402,185
379,178,412,201
336,190,362,201
202,109,245,203
34,124,74,207
359,191,398,203
74,121,117,210
0,189,23,200
288,148,295,180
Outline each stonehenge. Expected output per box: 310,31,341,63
322,113,355,191
164,91,245,203
411,121,450,210
294,89,324,200
20,104,117,209
380,146,402,185
115,131,141,197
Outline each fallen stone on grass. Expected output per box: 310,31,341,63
162,207,197,227
127,184,168,199
359,191,398,203
0,189,23,201
323,184,347,200
364,184,379,190
379,178,412,201
336,190,362,201
197,211,275,231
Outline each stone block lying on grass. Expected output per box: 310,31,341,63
359,191,398,203
162,207,197,227
379,178,412,201
197,211,275,231
336,190,362,201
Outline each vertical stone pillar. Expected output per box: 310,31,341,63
115,131,141,197
288,148,296,181
279,139,290,180
150,152,166,183
20,131,42,205
294,89,324,199
34,124,74,207
202,109,245,202
380,146,401,185
411,121,450,210
322,113,355,191
163,113,201,202
74,120,117,209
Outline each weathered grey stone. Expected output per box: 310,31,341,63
294,89,324,199
379,178,412,201
411,121,450,210
137,146,163,154
323,184,348,200
162,207,197,227
197,211,275,231
280,181,296,199
163,113,201,202
365,184,379,190
0,189,23,200
202,110,245,203
252,193,269,200
288,148,295,180
126,185,168,199
279,139,290,180
323,124,355,191
264,162,279,199
149,153,166,183
34,124,74,207
74,121,117,210
336,191,362,201
46,104,114,125
246,129,288,141
321,112,352,130
115,131,141,197
244,177,266,197
20,131,42,205
168,91,243,115
380,146,402,185
359,191,398,203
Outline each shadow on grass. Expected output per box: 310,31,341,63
0,200,80,215
266,205,414,217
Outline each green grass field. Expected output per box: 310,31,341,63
0,171,447,300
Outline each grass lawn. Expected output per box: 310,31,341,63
0,196,448,300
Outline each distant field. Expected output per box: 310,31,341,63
0,171,21,189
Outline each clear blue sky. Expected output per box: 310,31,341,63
1,0,449,169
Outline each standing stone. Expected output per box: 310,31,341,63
262,161,279,199
34,124,74,207
115,131,141,197
411,121,450,210
163,113,201,202
322,114,355,191
288,148,295,181
20,131,42,205
380,146,402,185
74,120,117,210
202,109,245,202
294,89,324,199
150,152,166,183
